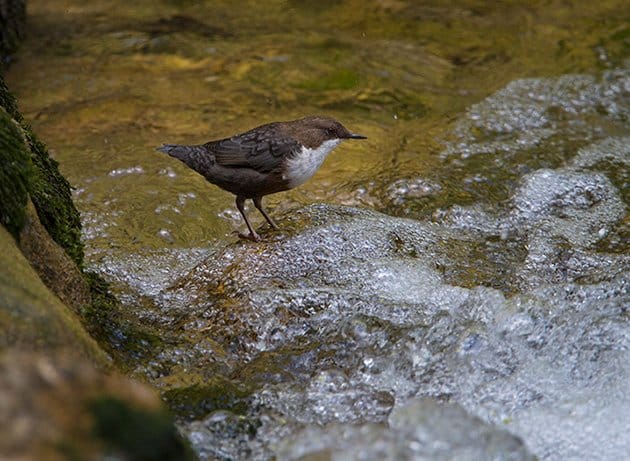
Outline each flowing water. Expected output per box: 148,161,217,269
7,1,629,460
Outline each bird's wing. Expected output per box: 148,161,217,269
204,127,301,173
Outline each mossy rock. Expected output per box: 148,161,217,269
90,395,194,461
163,378,255,420
25,127,85,265
0,74,84,266
0,75,127,370
0,351,194,461
0,105,30,239
0,75,21,120
0,223,108,364
0,0,26,68
0,75,101,360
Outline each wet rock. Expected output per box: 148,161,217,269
444,69,629,159
0,351,193,461
128,182,627,460
0,222,107,363
0,75,193,461
87,68,628,460
0,0,25,67
19,200,92,313
275,398,535,461
160,206,466,358
510,168,624,240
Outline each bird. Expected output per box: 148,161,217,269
157,115,366,241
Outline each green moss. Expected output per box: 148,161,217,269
0,74,84,265
0,107,31,240
163,378,254,420
0,75,30,240
297,68,361,91
89,395,194,461
0,76,21,121
83,272,164,367
82,272,125,350
1,77,156,370
25,129,85,266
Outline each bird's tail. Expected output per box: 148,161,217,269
156,144,215,173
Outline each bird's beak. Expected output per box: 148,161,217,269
347,133,367,140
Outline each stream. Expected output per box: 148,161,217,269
7,1,629,459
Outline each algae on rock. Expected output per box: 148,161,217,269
0,104,30,239
0,222,108,364
0,74,85,265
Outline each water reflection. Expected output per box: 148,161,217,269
9,0,626,255
6,1,629,460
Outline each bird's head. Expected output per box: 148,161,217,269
288,116,366,149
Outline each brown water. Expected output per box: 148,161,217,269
7,0,627,260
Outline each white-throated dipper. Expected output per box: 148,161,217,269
157,116,366,241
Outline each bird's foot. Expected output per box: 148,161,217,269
238,231,261,242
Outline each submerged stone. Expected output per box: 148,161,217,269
145,70,628,460
275,398,536,461
150,199,627,460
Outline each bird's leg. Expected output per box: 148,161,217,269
253,196,279,230
235,196,260,241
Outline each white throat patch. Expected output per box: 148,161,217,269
284,139,341,188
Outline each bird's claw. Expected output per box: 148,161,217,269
238,232,261,242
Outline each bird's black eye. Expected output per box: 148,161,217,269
326,128,335,136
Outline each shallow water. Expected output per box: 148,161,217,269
8,0,627,255
6,1,630,460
